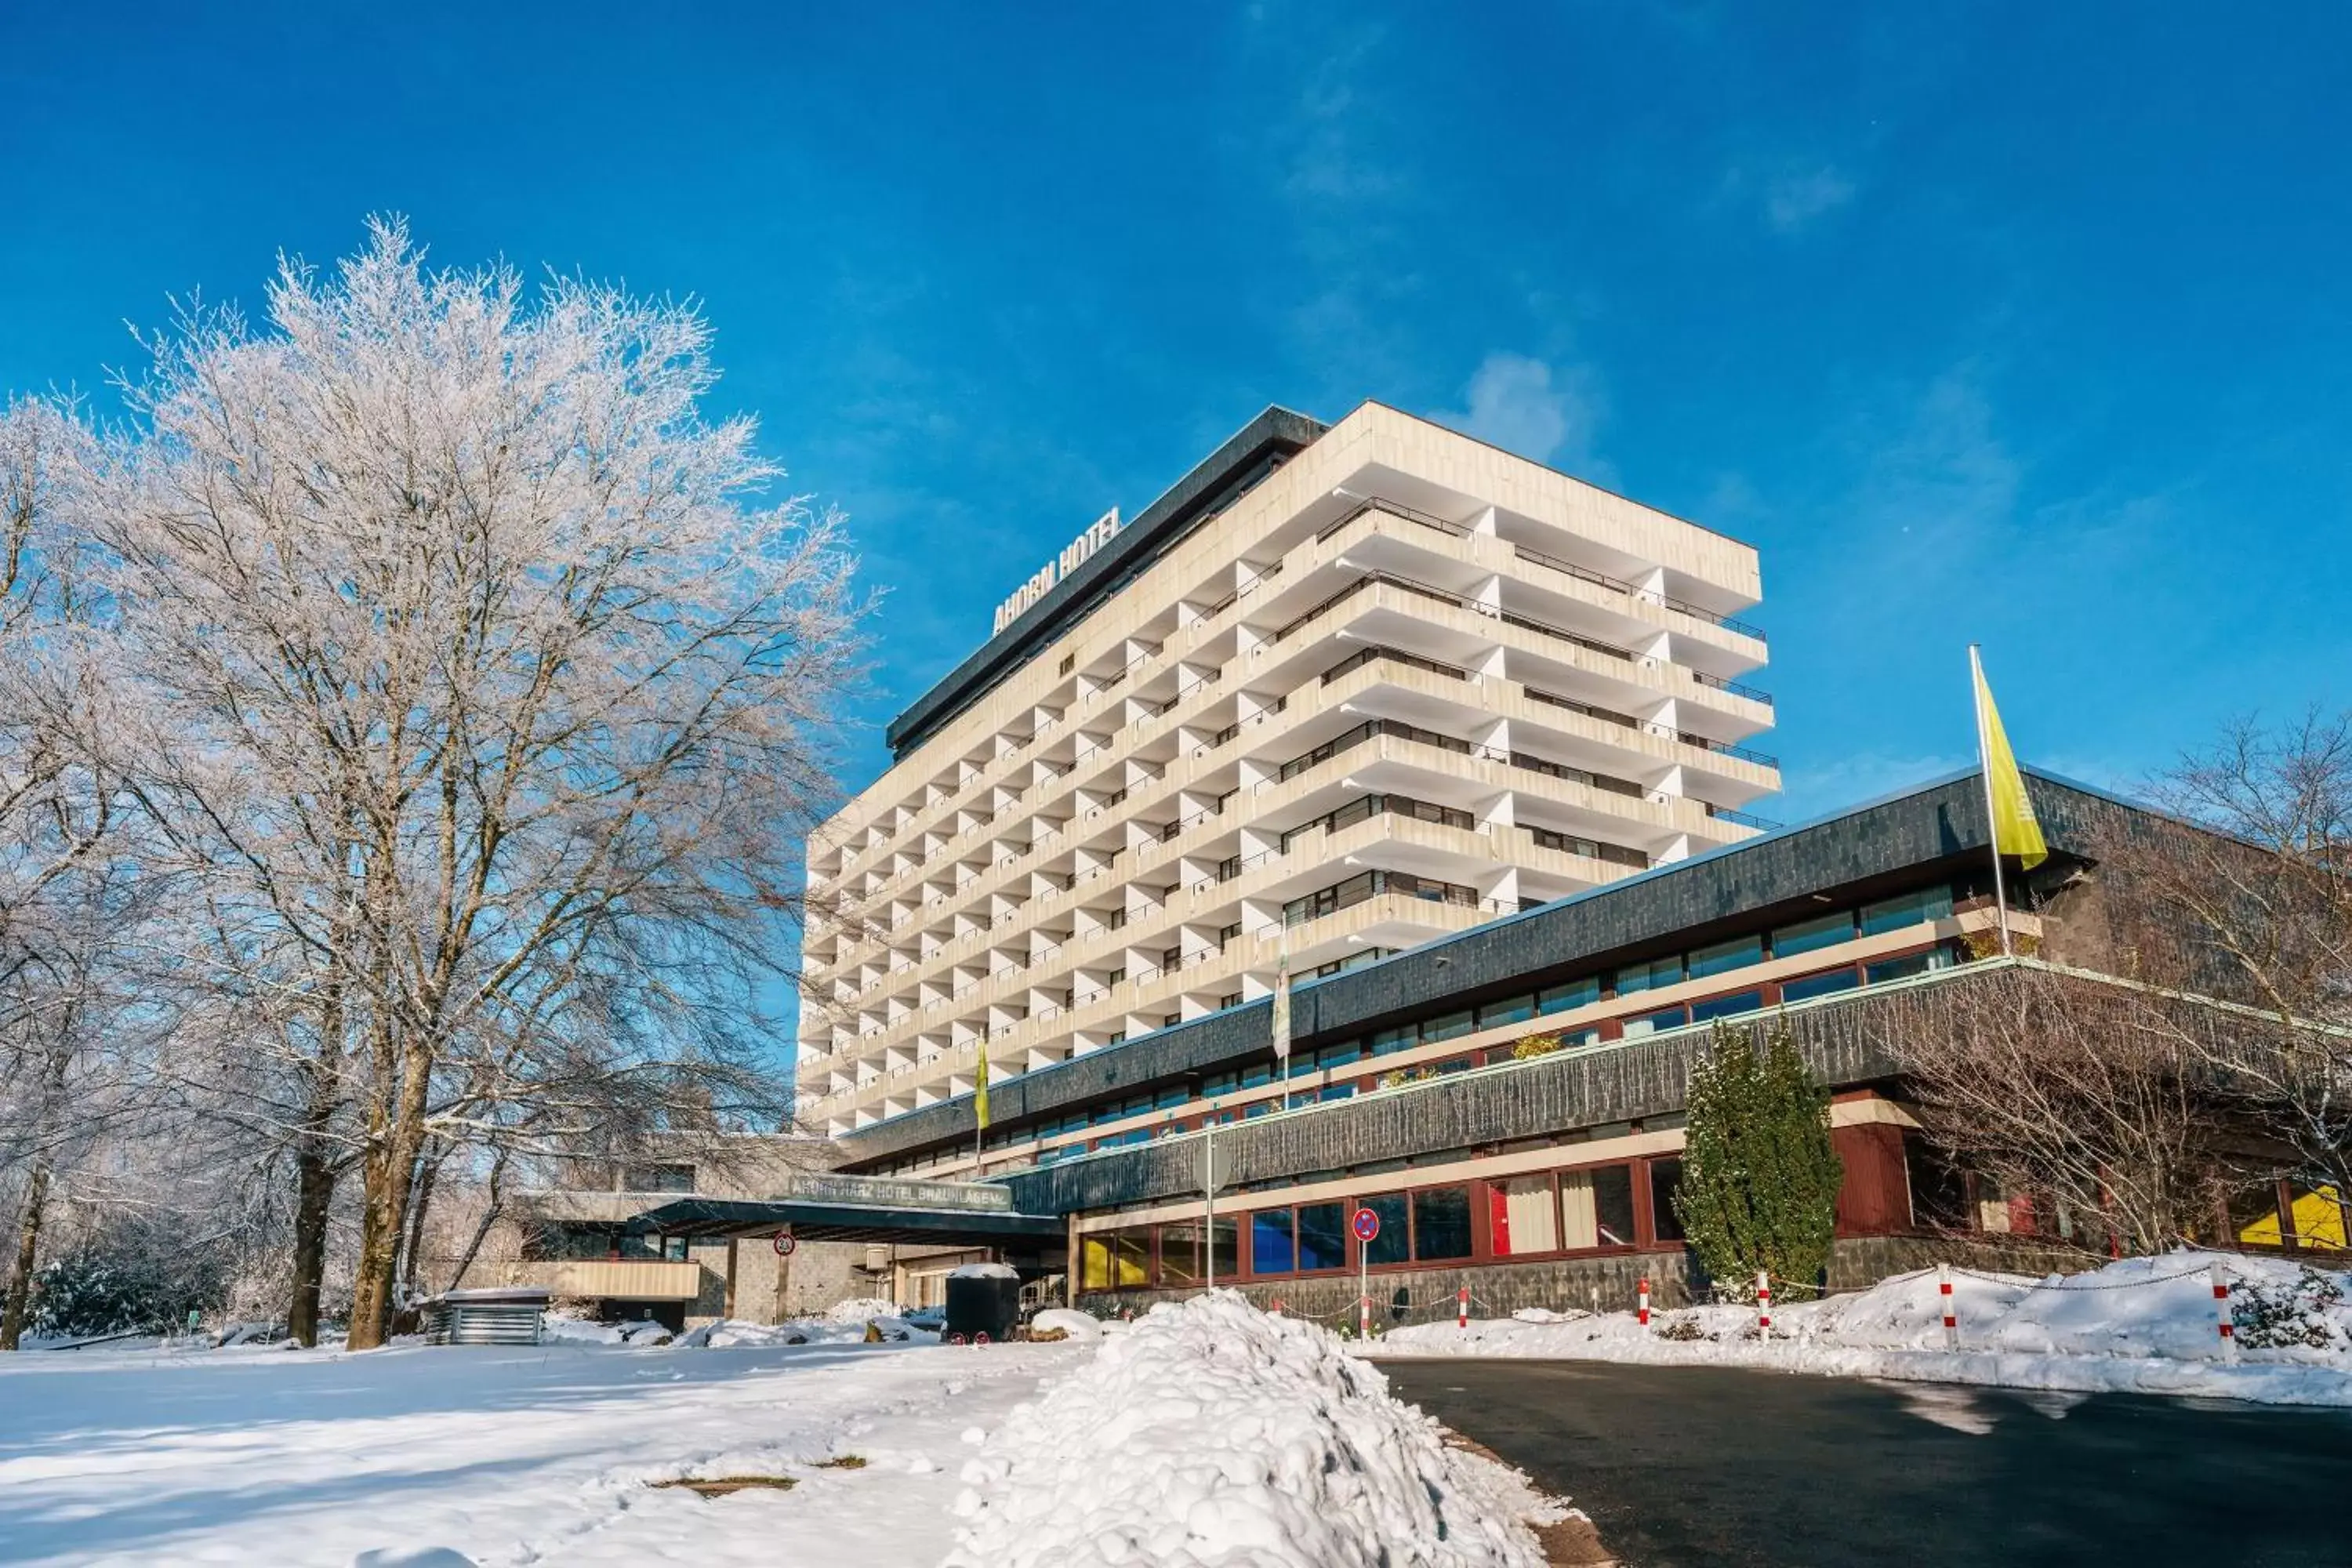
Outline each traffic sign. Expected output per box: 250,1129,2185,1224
1352,1207,1381,1243
772,1228,797,1257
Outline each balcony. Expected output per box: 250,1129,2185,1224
499,1260,703,1301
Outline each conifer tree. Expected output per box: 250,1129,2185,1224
1672,1019,1844,1295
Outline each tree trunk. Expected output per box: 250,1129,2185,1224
399,1143,444,1302
345,1041,437,1350
0,1159,53,1351
285,1062,343,1348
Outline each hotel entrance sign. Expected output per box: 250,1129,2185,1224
992,507,1122,633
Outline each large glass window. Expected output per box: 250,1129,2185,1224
1649,1157,1686,1242
1477,994,1537,1029
1689,989,1765,1024
1361,1193,1410,1266
1160,1221,1204,1286
1413,1187,1475,1260
1563,1165,1638,1247
1614,956,1684,995
2288,1181,2350,1249
1421,1008,1475,1044
1298,1203,1348,1270
1538,976,1602,1014
1780,967,1860,1003
1861,885,1955,938
1250,1209,1296,1276
1621,1004,1687,1037
1688,934,1763,979
1772,910,1854,959
1490,1176,1559,1256
1866,948,1953,985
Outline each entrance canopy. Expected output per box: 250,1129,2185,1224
632,1172,1065,1249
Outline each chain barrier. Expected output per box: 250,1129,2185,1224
1949,1260,2234,1293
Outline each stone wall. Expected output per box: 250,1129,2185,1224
1075,1232,2108,1326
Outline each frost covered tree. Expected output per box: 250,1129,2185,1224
71,219,864,1347
1672,1019,1843,1296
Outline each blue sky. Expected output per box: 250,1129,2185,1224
5,2,2348,825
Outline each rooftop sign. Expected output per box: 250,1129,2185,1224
992,507,1122,634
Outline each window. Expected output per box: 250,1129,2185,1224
1772,909,1853,959
1081,1229,1152,1290
1421,1008,1475,1044
1615,956,1683,995
1649,1157,1686,1242
621,1163,695,1194
1865,948,1953,985
1298,1203,1348,1271
1491,1175,1559,1256
1621,1004,1687,1037
1688,934,1763,980
1477,994,1537,1029
1780,967,1860,1003
1250,1210,1296,1275
1562,1165,1639,1247
1412,1187,1475,1260
1538,976,1602,1014
1861,885,1954,938
1689,989,1765,1024
1361,1193,1410,1265
1370,1025,1417,1055
1318,1040,1363,1068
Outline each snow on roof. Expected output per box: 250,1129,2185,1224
948,1261,1019,1279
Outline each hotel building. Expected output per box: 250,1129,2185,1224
798,404,1780,1151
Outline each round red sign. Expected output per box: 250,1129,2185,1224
1352,1207,1381,1243
772,1229,797,1257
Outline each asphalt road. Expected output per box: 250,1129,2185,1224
1379,1359,2352,1568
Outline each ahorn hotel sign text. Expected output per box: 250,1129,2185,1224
992,508,1123,634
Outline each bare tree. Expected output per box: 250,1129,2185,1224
1882,964,2236,1254
2100,712,2352,1213
76,219,865,1347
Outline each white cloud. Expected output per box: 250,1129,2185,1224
1762,165,1857,233
1432,351,1607,477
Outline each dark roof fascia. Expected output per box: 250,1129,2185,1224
628,1196,1065,1243
829,766,2148,1167
884,406,1330,759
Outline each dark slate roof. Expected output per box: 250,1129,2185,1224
830,765,2147,1167
884,406,1329,760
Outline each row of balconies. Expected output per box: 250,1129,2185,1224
809,720,1743,1008
813,500,1769,884
801,807,1666,1104
806,641,1769,972
808,887,1506,1124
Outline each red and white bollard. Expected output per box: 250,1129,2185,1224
2211,1262,2237,1361
1756,1270,1772,1341
1359,1294,1371,1341
1637,1276,1651,1330
1457,1287,1469,1329
1939,1263,1958,1350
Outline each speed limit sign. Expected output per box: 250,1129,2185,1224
772,1228,797,1257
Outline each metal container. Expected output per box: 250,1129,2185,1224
421,1286,550,1346
943,1272,1020,1342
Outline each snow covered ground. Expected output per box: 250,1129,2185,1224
0,1325,1075,1567
1379,1250,2352,1406
946,1292,1563,1568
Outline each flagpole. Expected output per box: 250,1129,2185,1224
1969,644,2014,957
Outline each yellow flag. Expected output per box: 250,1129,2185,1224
1971,649,2049,869
973,1038,991,1131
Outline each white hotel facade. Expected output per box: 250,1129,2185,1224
797,404,1780,1145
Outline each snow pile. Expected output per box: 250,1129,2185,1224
826,1294,906,1322
673,1312,933,1348
1027,1308,1105,1341
945,1290,1557,1568
1381,1250,2352,1406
